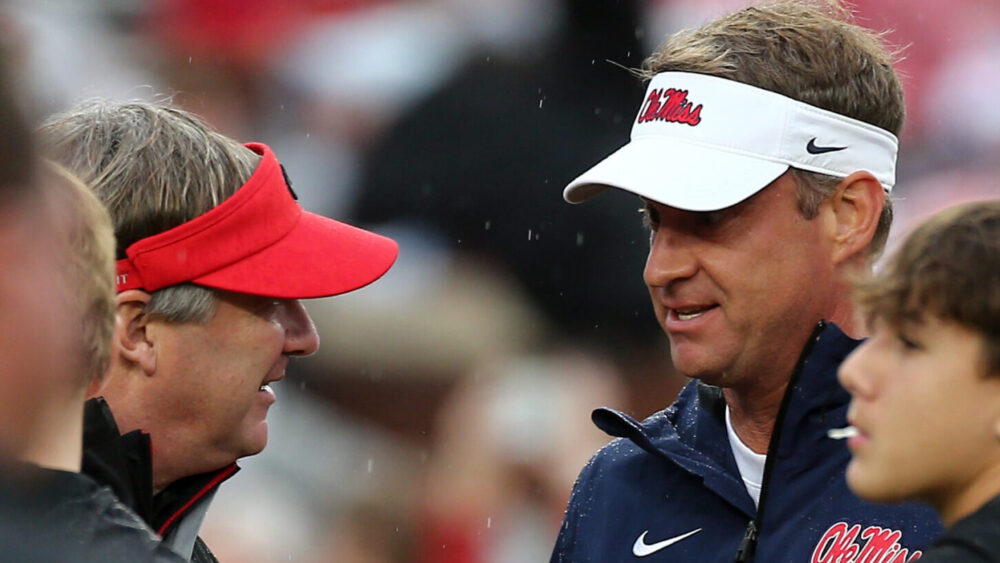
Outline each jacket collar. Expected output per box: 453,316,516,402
82,398,240,539
592,322,860,515
82,398,154,521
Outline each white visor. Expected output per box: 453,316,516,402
564,72,898,211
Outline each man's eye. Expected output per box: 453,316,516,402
638,207,659,230
257,300,282,314
702,211,725,226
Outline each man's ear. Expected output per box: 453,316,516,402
114,290,156,376
826,171,884,265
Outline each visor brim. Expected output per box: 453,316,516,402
564,137,789,211
192,211,398,299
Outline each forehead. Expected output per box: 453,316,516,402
640,173,796,217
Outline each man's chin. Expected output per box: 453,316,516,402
239,421,269,458
670,353,728,385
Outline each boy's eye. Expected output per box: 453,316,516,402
895,332,922,351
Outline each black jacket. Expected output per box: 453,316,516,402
0,461,184,562
34,467,185,562
83,398,238,562
918,495,1000,562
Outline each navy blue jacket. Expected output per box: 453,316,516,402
552,323,942,562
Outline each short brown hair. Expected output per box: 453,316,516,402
857,201,1000,376
38,161,116,385
644,0,903,256
38,99,260,322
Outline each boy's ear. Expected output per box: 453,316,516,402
114,290,156,376
826,171,884,265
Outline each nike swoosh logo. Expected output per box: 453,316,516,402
806,138,847,154
632,528,703,557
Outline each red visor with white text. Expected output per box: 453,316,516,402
115,143,398,298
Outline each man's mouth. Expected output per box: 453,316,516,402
259,361,287,393
672,305,716,321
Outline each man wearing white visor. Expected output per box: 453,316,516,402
552,3,942,562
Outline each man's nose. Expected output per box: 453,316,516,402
281,299,320,357
643,228,698,289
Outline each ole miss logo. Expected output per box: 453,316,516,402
637,88,703,126
811,522,922,563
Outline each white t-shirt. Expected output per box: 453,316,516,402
725,405,767,507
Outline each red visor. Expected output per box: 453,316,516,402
115,143,398,298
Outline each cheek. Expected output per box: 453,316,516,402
0,261,79,449
878,375,924,433
875,362,956,466
767,242,825,291
215,331,281,393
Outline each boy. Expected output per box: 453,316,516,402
839,200,1000,562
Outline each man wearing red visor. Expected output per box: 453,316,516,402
39,100,398,562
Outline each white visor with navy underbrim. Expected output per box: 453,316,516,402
563,72,898,211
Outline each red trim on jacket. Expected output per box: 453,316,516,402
157,463,238,536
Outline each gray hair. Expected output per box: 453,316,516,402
38,99,259,322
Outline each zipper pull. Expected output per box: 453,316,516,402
733,520,758,563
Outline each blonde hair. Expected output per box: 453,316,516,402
38,99,260,322
644,0,902,255
39,161,116,385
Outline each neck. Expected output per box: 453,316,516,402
936,460,1000,527
827,258,871,339
721,326,812,454
722,281,862,453
722,310,850,454
19,390,86,472
102,368,188,495
825,296,864,339
723,383,787,454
